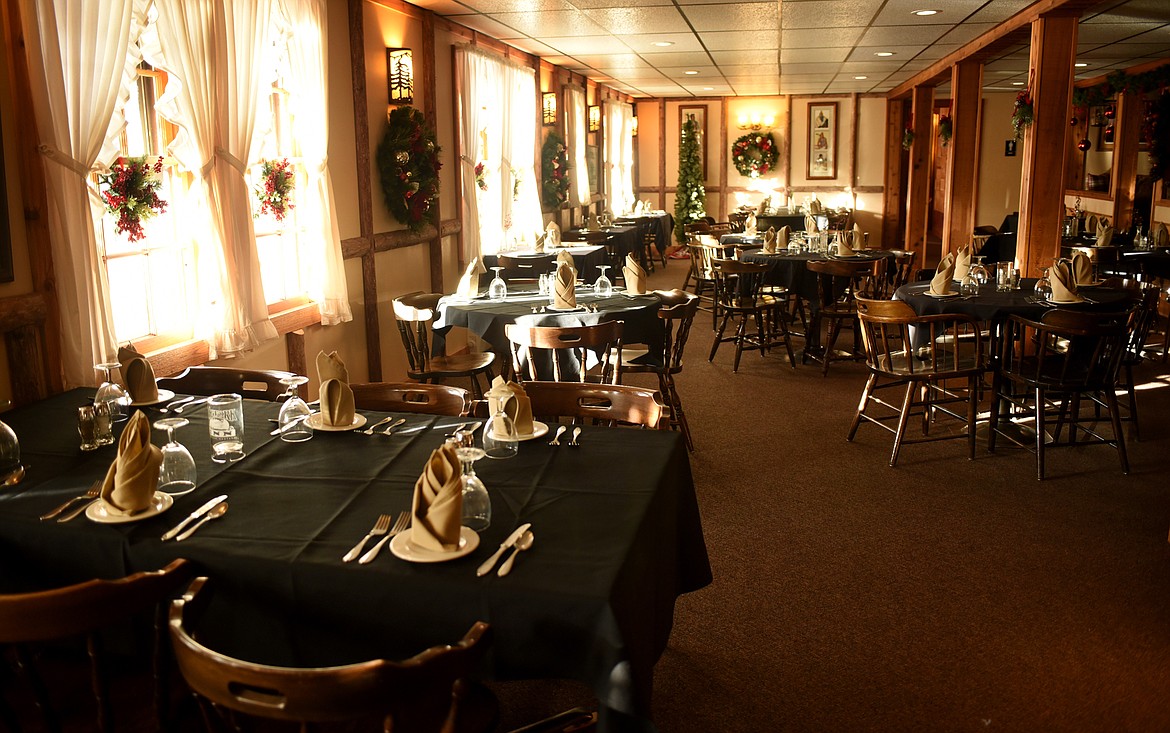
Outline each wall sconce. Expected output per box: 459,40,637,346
736,112,775,131
386,48,414,105
631,115,638,137
588,105,600,133
542,92,557,126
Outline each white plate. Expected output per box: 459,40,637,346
305,413,368,432
924,291,961,298
390,526,480,563
1046,298,1085,305
491,420,549,442
86,492,174,524
131,388,176,407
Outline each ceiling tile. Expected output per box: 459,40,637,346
582,6,690,34
682,3,779,32
505,37,562,56
543,35,633,54
781,0,884,30
640,51,717,67
845,45,926,62
1078,22,1166,44
870,0,987,26
965,0,1031,24
780,26,865,48
1083,0,1170,24
701,30,779,51
937,22,998,46
407,0,470,15
782,47,851,64
619,33,707,53
460,0,577,10
710,49,779,66
857,24,949,47
589,66,671,79
568,0,674,7
777,61,844,75
451,14,526,39
779,73,837,83
839,60,904,73
487,10,607,36
718,64,782,77
1081,43,1167,57
573,54,652,69
1116,25,1170,42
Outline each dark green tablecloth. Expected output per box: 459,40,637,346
0,390,711,732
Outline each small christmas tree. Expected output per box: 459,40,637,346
674,114,706,244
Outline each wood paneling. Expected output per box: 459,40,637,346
904,86,934,262
882,101,905,251
349,0,381,381
1111,90,1143,229
943,61,983,254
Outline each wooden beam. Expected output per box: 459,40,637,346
658,100,667,213
285,330,307,398
882,100,905,251
421,9,443,294
1017,14,1078,278
1111,90,1143,229
905,86,934,263
943,61,983,254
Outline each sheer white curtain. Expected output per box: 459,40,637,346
456,47,502,259
278,0,351,325
604,100,634,216
502,63,542,245
566,88,590,207
18,0,148,388
153,0,278,358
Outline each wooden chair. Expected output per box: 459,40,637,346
988,309,1131,480
522,381,666,429
0,559,193,733
504,321,623,384
156,366,295,401
1104,281,1158,440
621,290,700,450
498,254,556,283
351,382,471,416
168,577,499,733
393,292,496,398
708,259,796,372
804,258,882,376
849,298,986,467
884,250,919,297
682,237,721,321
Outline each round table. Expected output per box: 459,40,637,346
894,279,1135,322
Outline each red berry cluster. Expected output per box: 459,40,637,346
99,157,167,242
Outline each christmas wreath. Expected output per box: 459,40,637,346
938,116,952,147
902,121,915,151
541,132,570,209
98,156,167,242
255,158,295,221
731,132,777,178
474,161,488,192
1012,87,1034,140
376,106,441,232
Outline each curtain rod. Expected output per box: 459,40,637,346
455,43,534,75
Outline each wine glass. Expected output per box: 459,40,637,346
969,255,990,285
153,417,197,495
451,429,490,531
483,393,519,460
277,375,313,443
594,264,613,298
94,361,130,423
1034,268,1052,301
489,266,508,302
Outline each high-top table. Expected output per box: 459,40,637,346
0,389,712,733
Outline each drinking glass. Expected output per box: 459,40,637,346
995,261,1014,292
1034,268,1052,301
154,417,197,495
451,429,490,531
93,400,115,446
594,264,613,298
276,375,313,443
489,266,508,302
207,393,245,463
483,397,519,460
78,405,99,452
969,255,990,285
959,272,979,297
94,361,129,423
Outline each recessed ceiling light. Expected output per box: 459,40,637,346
854,76,868,80
703,87,714,91
1012,81,1024,85
684,70,699,75
912,9,940,16
875,51,895,57
652,41,674,47
1075,62,1088,68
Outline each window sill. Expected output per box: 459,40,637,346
139,300,321,377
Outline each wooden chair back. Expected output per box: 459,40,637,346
156,367,295,401
505,321,624,384
710,259,770,310
654,290,700,373
498,254,556,281
392,292,443,375
886,251,918,295
806,258,881,308
351,382,471,416
855,297,985,377
169,577,494,730
521,381,665,429
998,310,1130,392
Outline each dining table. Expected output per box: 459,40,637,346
614,212,673,261
0,388,712,733
893,278,1135,323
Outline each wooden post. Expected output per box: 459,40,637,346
421,10,443,294
1017,14,1077,278
1111,90,1143,230
882,99,905,252
944,60,983,255
905,85,934,264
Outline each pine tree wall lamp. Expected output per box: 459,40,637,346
542,93,557,126
387,48,413,105
588,105,600,132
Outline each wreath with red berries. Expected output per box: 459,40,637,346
541,132,570,210
377,106,442,232
731,132,777,178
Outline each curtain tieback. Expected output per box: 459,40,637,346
459,155,475,167
200,148,249,178
37,144,90,177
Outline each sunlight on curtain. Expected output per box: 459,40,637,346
153,0,279,358
277,0,351,325
604,100,634,216
503,64,542,248
456,47,500,259
18,0,148,387
567,88,590,207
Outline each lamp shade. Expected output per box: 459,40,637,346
387,48,413,105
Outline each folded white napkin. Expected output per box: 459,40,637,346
457,258,486,298
929,253,955,296
1154,223,1168,247
1097,224,1114,247
554,261,577,309
778,225,791,250
100,411,162,515
744,212,757,236
954,245,972,282
410,443,463,552
545,220,561,247
556,248,575,270
623,252,647,294
1049,261,1083,303
761,227,778,254
852,223,864,248
634,200,645,215
834,231,854,257
1071,252,1094,285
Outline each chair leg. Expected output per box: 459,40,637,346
753,311,767,358
847,374,877,441
822,318,841,377
1035,386,1046,480
1125,363,1140,441
709,312,732,363
732,315,748,372
1104,388,1130,475
987,380,1001,453
967,375,978,459
889,381,917,467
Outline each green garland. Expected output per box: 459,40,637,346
1072,65,1170,111
731,132,777,178
376,106,441,232
541,132,570,210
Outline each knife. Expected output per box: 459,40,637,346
476,522,532,577
161,494,228,541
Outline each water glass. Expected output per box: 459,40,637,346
78,405,99,452
207,393,245,463
995,262,1014,292
93,400,115,446
451,430,490,532
1033,268,1052,301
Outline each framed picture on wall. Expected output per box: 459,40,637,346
680,105,706,180
807,102,837,180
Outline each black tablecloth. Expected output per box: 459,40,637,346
741,250,895,310
0,390,711,732
894,280,1135,322
615,214,673,255
1117,249,1170,279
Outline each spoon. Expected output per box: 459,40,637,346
497,530,534,577
548,425,567,446
176,502,228,541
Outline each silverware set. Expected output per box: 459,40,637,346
362,417,406,436
40,482,101,522
358,512,410,564
343,511,410,563
548,425,582,447
162,494,229,541
477,523,533,576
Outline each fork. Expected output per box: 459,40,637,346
342,514,392,562
362,416,396,435
40,483,100,521
358,512,411,564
